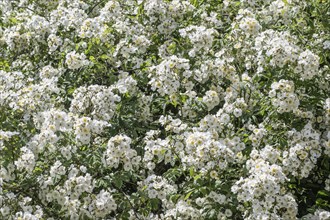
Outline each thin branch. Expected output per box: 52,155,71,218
111,181,142,220
88,0,107,15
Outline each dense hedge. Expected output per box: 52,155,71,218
0,0,330,219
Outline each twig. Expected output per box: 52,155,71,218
88,0,107,15
116,186,142,220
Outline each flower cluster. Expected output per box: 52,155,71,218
149,55,190,96
232,157,298,219
70,85,121,120
295,49,320,80
74,116,109,145
270,79,300,113
282,122,322,178
65,51,90,70
139,174,177,201
102,135,141,171
0,130,19,150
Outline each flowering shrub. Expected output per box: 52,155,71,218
1,0,330,219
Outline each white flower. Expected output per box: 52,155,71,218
65,51,89,70
239,17,261,35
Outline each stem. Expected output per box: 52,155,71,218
112,183,142,220
88,0,107,15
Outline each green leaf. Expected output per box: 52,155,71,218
89,56,96,63
113,178,123,188
317,190,330,197
190,167,195,177
184,190,194,200
199,187,208,195
170,194,180,203
100,54,109,60
67,87,75,95
150,198,160,211
194,173,202,181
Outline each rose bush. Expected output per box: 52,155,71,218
0,0,330,219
